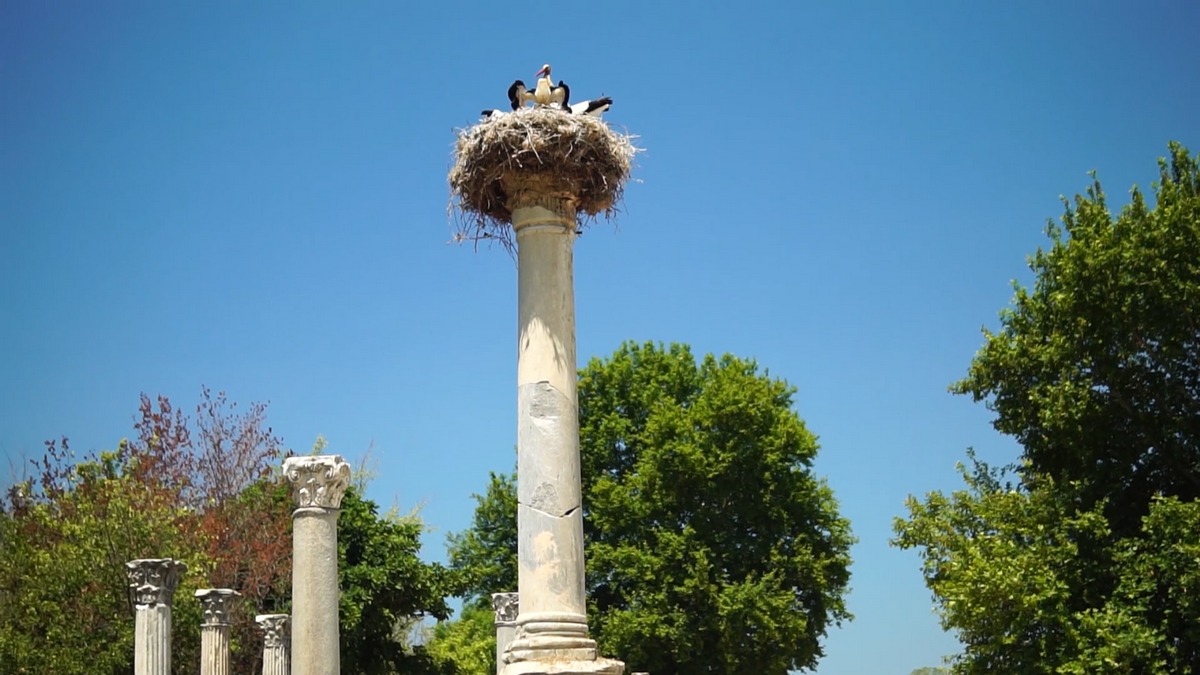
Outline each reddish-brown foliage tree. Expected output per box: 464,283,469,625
128,389,294,674
4,389,294,675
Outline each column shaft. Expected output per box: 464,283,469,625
516,212,585,621
508,201,597,666
134,605,172,675
264,649,292,675
256,613,291,675
127,558,186,675
284,455,349,675
292,508,340,674
200,626,232,675
196,588,239,675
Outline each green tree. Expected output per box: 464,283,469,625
446,472,517,609
425,605,495,675
0,392,456,675
894,143,1200,673
338,486,457,675
953,141,1200,531
0,438,206,675
441,342,854,675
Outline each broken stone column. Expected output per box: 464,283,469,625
493,592,519,674
127,558,187,675
196,588,239,675
284,454,350,675
256,614,291,675
502,189,622,675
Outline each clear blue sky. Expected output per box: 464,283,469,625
2,2,1197,672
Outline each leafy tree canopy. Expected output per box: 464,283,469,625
441,342,854,675
0,390,455,675
952,141,1200,529
425,605,495,675
895,143,1200,673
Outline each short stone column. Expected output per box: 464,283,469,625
284,454,351,675
127,558,187,675
492,592,519,675
196,588,239,675
256,614,291,675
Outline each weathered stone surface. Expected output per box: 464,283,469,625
493,592,520,675
516,503,586,614
195,588,239,626
127,558,187,608
283,455,351,510
286,455,347,675
508,208,622,675
134,604,173,675
500,656,625,675
256,614,291,675
196,589,239,675
517,382,582,516
493,591,520,625
515,215,577,399
127,558,186,675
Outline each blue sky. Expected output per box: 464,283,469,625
2,2,1197,672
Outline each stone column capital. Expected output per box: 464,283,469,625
284,455,351,509
195,589,240,626
492,592,519,626
126,558,187,609
504,176,577,222
255,614,291,649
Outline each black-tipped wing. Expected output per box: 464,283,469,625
552,80,570,109
569,96,612,116
507,80,527,111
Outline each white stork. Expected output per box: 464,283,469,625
569,96,612,117
533,64,569,109
481,65,610,120
485,95,611,120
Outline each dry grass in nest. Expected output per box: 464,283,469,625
448,107,640,248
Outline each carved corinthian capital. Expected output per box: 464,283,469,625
195,588,240,626
126,558,187,609
256,614,291,649
492,592,519,625
283,455,351,509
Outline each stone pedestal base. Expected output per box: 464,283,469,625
500,657,624,675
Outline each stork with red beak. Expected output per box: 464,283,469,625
533,64,570,110
479,64,613,120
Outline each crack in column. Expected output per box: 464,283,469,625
519,500,582,519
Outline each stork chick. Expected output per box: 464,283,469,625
507,80,532,110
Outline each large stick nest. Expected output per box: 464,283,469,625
449,107,639,247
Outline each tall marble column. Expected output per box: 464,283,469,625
284,454,350,675
196,588,239,675
501,186,622,675
127,558,187,675
492,592,519,675
256,614,291,675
